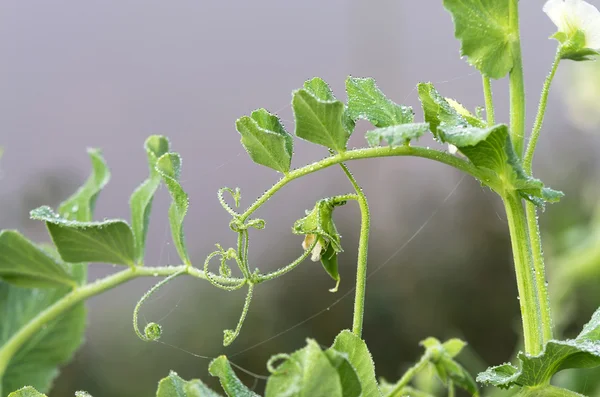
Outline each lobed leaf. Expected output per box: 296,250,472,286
346,77,414,128
365,123,429,148
236,108,293,173
292,77,350,152
155,153,191,266
0,283,85,395
30,206,135,267
442,0,513,79
330,330,382,397
478,306,600,388
264,339,345,397
56,149,110,283
0,230,75,289
130,135,170,264
156,371,221,397
417,83,471,139
208,356,259,397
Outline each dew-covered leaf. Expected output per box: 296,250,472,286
417,83,481,139
330,330,382,397
365,123,429,148
292,77,350,152
130,135,170,264
208,356,259,397
478,306,600,388
442,0,513,79
7,387,46,397
55,149,110,283
0,230,76,289
265,339,344,397
236,108,293,173
30,206,135,267
346,77,414,128
0,283,85,395
437,124,563,206
156,153,190,266
156,371,222,397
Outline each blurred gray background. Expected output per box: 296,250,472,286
2,1,600,396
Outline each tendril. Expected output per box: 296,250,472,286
204,245,247,291
223,282,255,346
266,353,297,375
133,270,185,342
218,187,241,217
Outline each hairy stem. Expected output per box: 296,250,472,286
338,163,371,337
482,76,495,126
240,146,484,222
524,50,561,172
503,193,543,355
0,265,238,377
509,0,526,156
389,351,432,395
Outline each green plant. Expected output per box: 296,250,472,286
2,0,600,396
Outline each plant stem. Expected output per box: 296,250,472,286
503,193,543,355
524,50,561,173
0,265,235,377
389,351,432,395
509,0,526,156
482,76,495,126
525,202,553,344
339,163,370,337
240,146,485,222
520,51,562,345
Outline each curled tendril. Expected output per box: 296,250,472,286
267,353,301,375
223,282,254,346
204,245,246,291
229,217,266,233
218,187,241,217
133,270,185,342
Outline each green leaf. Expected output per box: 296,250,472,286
155,153,191,266
478,306,600,388
292,77,349,152
346,77,414,128
265,339,344,397
0,283,85,395
330,330,382,397
320,244,340,293
208,356,259,397
0,230,75,288
30,206,135,267
130,135,170,264
7,387,46,397
323,349,362,397
56,149,110,283
417,83,475,139
236,109,293,173
156,371,221,397
437,123,563,206
442,0,513,79
365,123,429,148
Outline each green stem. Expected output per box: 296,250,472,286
389,351,432,395
338,163,370,337
503,193,543,355
482,76,495,126
524,50,561,173
240,146,484,222
525,202,553,343
0,265,237,377
509,0,526,156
